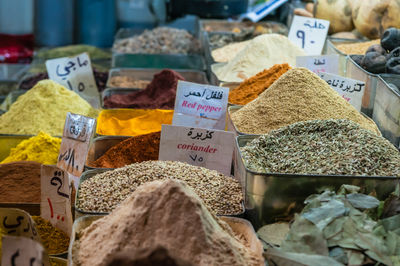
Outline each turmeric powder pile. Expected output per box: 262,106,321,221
228,64,290,105
1,132,61,165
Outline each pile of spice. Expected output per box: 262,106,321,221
228,64,291,105
108,76,150,89
212,34,305,82
77,179,263,266
335,39,380,55
96,109,173,136
211,40,251,62
103,69,184,109
1,132,61,165
32,216,70,254
0,161,41,203
35,44,111,60
89,131,160,168
113,27,201,55
241,119,400,176
77,161,243,215
0,80,98,135
231,68,380,135
19,69,108,92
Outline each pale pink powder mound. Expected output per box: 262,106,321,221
77,179,263,266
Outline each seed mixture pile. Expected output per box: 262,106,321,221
241,119,400,176
78,161,243,215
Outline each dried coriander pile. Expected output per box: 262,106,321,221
77,161,243,215
231,67,380,135
113,27,201,55
241,119,400,176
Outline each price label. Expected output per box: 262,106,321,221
318,72,365,111
173,81,229,130
296,55,339,74
0,208,39,241
46,52,100,108
1,236,50,266
159,125,235,175
57,112,96,187
40,165,73,235
288,16,330,55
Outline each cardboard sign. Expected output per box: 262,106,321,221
40,165,73,235
318,72,365,111
1,236,50,266
46,52,100,108
57,113,96,187
288,16,330,55
159,125,235,175
296,54,339,74
173,81,229,130
0,208,40,241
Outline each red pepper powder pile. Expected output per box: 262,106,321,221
103,69,185,109
89,131,161,168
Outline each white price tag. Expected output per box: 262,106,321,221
159,125,235,175
57,113,96,187
1,236,50,266
46,52,100,108
288,16,330,55
173,81,229,130
40,165,73,236
0,208,40,241
318,72,365,111
296,55,339,74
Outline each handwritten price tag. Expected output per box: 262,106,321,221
57,113,96,187
288,16,330,55
296,55,339,74
173,81,229,130
0,208,39,241
46,52,100,108
40,165,73,235
318,72,365,111
159,125,235,175
1,236,50,266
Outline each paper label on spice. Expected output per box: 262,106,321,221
296,55,339,74
0,208,40,241
57,112,96,187
159,125,235,175
1,236,50,266
46,52,100,108
288,16,330,55
318,72,365,111
40,165,73,236
173,81,229,130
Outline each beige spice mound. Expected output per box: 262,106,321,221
231,67,380,135
212,40,251,63
78,180,263,266
335,39,380,55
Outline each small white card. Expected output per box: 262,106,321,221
318,72,365,111
296,54,339,74
159,125,235,175
46,52,100,108
172,81,229,130
1,236,50,266
288,16,330,55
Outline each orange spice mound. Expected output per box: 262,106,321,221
228,64,290,105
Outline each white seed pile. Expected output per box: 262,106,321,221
77,161,243,215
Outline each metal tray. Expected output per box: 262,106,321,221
234,135,399,229
75,169,245,219
0,203,40,215
373,74,400,149
106,68,209,89
346,55,379,117
68,215,262,266
200,20,288,35
85,135,130,170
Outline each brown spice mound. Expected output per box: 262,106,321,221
228,64,290,105
231,67,380,135
78,180,263,266
0,161,41,203
89,132,160,168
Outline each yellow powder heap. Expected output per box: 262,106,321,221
0,80,98,135
1,132,61,165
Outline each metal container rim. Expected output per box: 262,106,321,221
347,54,379,77
377,74,400,97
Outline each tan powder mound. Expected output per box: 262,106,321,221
78,180,263,266
231,67,380,135
212,40,251,63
